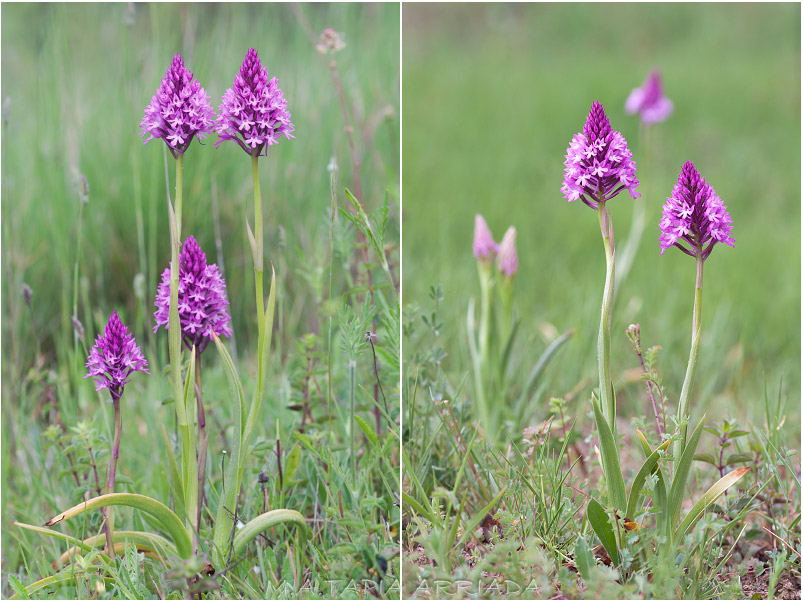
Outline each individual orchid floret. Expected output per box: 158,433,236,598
561,101,640,209
215,48,295,156
625,70,673,125
659,161,734,260
85,310,149,399
154,235,233,353
140,54,215,158
496,227,518,278
473,214,498,261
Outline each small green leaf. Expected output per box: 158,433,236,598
8,575,30,599
355,415,379,447
725,453,752,466
693,453,717,466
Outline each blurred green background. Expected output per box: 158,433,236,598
2,2,399,378
402,3,800,439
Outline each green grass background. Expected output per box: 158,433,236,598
2,2,400,594
402,3,800,439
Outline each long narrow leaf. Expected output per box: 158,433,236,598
626,434,671,520
592,397,627,512
14,522,175,567
42,493,191,559
232,509,307,557
160,426,187,524
637,431,668,532
675,466,750,540
587,498,619,566
455,487,507,550
667,414,706,538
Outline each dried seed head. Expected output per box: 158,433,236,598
315,28,346,54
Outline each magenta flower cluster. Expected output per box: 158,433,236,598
215,48,295,156
625,70,673,125
140,49,294,158
562,101,640,209
85,310,149,399
154,235,233,353
659,161,734,260
140,54,215,158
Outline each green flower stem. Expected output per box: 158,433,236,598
194,347,208,539
252,154,265,341
674,254,703,471
167,153,194,534
103,396,122,559
597,201,616,430
475,262,493,436
478,263,492,362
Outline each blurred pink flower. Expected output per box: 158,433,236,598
625,70,673,124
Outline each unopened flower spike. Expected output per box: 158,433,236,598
154,235,233,354
473,214,498,262
561,101,640,210
140,54,215,158
659,161,734,260
496,227,518,278
625,69,673,125
216,48,295,156
85,310,149,399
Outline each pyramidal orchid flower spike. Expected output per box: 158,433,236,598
663,161,733,473
625,69,674,125
216,48,295,156
84,310,148,559
473,214,498,261
154,235,233,354
562,101,640,210
140,54,215,159
660,161,734,260
85,310,149,400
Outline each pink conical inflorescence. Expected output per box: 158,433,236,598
140,54,215,157
562,101,640,209
625,70,673,125
659,161,734,260
154,235,233,353
473,214,498,260
215,48,295,156
85,310,149,399
496,227,518,278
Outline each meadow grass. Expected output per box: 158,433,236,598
2,3,400,599
402,3,800,598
